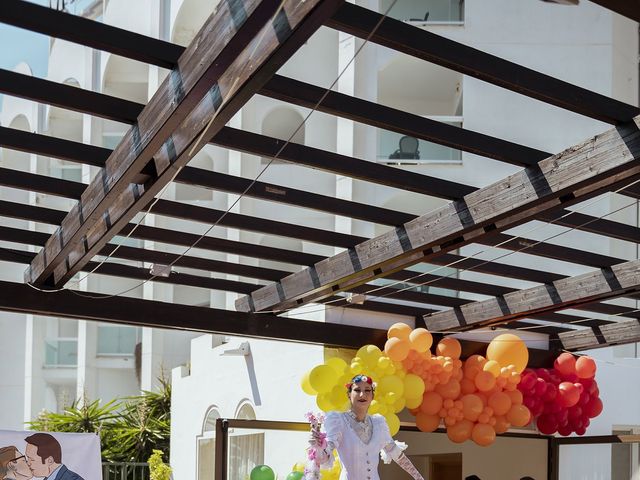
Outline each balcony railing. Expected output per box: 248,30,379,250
382,0,464,24
97,325,140,356
377,116,463,165
44,338,78,367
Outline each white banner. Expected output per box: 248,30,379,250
0,430,101,480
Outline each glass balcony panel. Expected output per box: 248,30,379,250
44,338,78,367
381,0,464,23
377,119,463,165
97,325,140,355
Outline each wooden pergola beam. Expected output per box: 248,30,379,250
26,0,344,289
261,75,549,167
0,279,559,362
559,318,640,351
237,117,640,313
326,3,639,125
0,0,182,69
5,165,640,305
424,258,640,332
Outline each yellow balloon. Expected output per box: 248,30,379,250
369,399,382,415
357,345,383,367
483,360,502,378
378,375,405,396
316,393,334,412
326,357,348,375
330,385,347,407
293,462,306,473
405,395,422,409
404,373,426,399
393,396,406,413
385,413,401,436
309,364,338,393
378,356,391,369
301,371,317,395
486,334,529,373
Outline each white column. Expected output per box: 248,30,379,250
76,321,98,403
24,315,47,423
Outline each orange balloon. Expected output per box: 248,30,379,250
435,379,461,399
486,334,529,373
385,337,411,362
461,394,484,422
436,337,462,359
505,389,523,406
506,404,531,427
409,328,433,353
554,352,576,376
420,391,443,415
416,412,441,432
494,415,511,434
472,423,496,446
464,355,486,380
447,419,473,443
388,322,412,341
474,371,497,392
488,391,512,416
460,377,476,395
575,356,596,379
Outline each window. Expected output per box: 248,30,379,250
229,404,264,480
197,408,220,480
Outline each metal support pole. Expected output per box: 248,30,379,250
215,418,229,480
547,437,559,480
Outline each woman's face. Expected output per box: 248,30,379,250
9,455,32,479
349,381,374,410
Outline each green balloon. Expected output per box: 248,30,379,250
250,465,275,480
286,473,304,480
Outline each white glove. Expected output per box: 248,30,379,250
395,453,425,480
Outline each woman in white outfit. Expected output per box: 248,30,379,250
310,374,425,480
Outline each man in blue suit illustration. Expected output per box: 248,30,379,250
24,434,83,480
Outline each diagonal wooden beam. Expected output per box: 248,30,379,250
424,258,640,333
589,0,640,23
236,117,640,313
559,318,640,351
326,3,639,125
26,0,344,289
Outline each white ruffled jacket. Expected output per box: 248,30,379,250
322,411,407,480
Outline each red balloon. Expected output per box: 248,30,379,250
543,384,558,402
584,397,603,418
578,391,591,406
554,353,576,377
536,368,551,380
568,406,583,419
555,409,569,426
558,382,580,408
520,371,538,391
558,425,572,436
575,356,596,379
534,378,548,396
536,414,558,435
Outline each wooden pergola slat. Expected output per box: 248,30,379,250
26,0,344,289
0,279,559,361
4,166,640,301
559,319,640,351
424,257,640,332
0,0,182,69
326,3,639,125
236,117,640,313
260,75,549,167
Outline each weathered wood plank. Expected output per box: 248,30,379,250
27,0,344,288
24,0,280,286
237,117,640,313
424,258,640,332
559,319,640,351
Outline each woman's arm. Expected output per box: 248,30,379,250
393,452,425,480
381,442,425,480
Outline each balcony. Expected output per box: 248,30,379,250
377,117,463,165
97,325,140,356
381,0,464,25
44,338,78,367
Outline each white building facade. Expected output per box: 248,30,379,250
1,0,639,479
